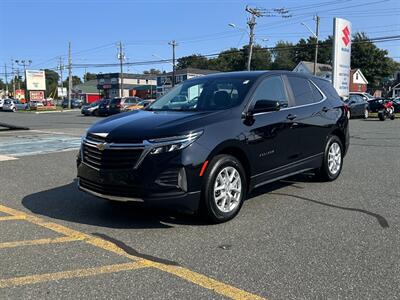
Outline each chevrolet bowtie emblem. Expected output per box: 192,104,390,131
96,143,107,151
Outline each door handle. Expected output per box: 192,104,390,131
286,114,297,121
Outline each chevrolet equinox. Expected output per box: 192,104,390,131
77,71,349,223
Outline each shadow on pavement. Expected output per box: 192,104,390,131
22,179,208,229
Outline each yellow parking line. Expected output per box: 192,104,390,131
0,261,147,289
0,215,25,221
0,204,265,299
0,236,84,250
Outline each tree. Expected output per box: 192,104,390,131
84,72,97,82
351,32,398,90
294,37,316,64
271,41,296,70
45,69,59,98
212,48,245,71
177,54,210,70
249,45,272,70
63,76,82,88
143,68,161,75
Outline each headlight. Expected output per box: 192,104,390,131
149,131,203,155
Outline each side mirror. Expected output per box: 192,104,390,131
253,99,281,114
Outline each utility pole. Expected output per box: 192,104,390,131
118,41,125,97
168,40,178,87
11,59,15,97
58,56,64,99
4,64,9,98
246,12,256,71
15,59,32,101
313,15,320,76
68,42,72,109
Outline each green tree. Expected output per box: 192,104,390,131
351,32,398,90
63,76,82,88
45,69,59,98
271,41,296,70
177,54,210,70
212,48,245,71
143,68,162,75
84,72,97,82
249,45,272,70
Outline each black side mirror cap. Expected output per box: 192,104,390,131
252,100,281,114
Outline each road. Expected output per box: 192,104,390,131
0,111,399,299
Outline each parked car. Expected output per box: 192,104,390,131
77,71,349,223
0,98,7,110
62,99,83,109
368,98,386,113
97,99,111,116
392,97,400,113
2,99,29,112
108,97,142,115
344,94,369,119
349,92,375,101
125,99,155,111
29,100,44,109
81,100,101,116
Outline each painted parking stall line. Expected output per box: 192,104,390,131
0,204,265,300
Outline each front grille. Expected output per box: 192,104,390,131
79,178,141,198
82,144,142,169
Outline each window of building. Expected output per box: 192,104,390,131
356,73,359,80
137,79,140,84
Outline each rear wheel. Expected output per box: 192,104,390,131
378,111,386,121
201,155,247,223
12,107,16,112
315,135,343,181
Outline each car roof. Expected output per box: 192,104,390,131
188,70,326,81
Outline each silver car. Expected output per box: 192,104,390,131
2,99,28,112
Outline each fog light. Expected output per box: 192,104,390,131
178,167,187,192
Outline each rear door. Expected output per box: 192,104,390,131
285,75,329,161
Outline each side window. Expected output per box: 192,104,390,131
309,81,324,102
252,76,288,107
287,76,317,106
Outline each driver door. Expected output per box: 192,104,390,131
246,75,299,179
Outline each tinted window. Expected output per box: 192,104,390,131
287,76,320,106
309,81,324,102
252,76,288,107
314,79,340,101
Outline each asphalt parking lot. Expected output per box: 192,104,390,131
0,111,399,299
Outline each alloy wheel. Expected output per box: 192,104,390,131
327,142,342,175
213,166,242,213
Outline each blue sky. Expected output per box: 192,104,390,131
0,0,399,79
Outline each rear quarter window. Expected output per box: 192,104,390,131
314,78,341,101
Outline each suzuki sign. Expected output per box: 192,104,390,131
332,18,352,98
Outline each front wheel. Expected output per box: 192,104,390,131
364,108,369,119
201,155,247,223
315,136,343,181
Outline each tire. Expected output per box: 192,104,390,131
315,135,343,182
12,107,16,112
364,108,369,119
201,155,247,223
390,114,395,120
93,109,99,116
378,111,386,121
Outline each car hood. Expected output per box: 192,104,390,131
87,109,230,142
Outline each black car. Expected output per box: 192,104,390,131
393,98,400,113
367,97,389,113
108,97,142,115
81,100,101,116
62,99,83,109
97,99,111,116
77,71,349,223
344,94,369,119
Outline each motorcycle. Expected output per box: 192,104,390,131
378,100,395,121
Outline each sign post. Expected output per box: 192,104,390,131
332,18,352,98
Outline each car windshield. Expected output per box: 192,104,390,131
4,100,12,104
148,76,254,111
90,101,100,107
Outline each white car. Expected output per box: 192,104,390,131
30,101,44,108
2,99,28,112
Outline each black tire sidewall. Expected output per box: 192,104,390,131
321,136,343,181
202,155,247,223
